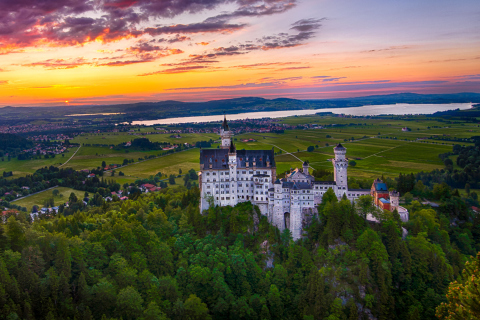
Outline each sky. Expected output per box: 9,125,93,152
0,0,479,106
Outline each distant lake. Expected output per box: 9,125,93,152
67,112,125,116
128,103,473,126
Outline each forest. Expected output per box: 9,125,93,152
0,181,479,320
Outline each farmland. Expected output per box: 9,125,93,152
4,113,477,184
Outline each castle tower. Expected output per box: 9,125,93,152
303,161,309,175
220,115,233,149
273,179,283,228
333,144,348,188
228,139,237,206
389,190,400,211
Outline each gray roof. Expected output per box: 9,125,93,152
282,181,312,190
334,143,346,150
200,148,275,169
313,181,336,185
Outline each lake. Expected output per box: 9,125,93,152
128,103,473,126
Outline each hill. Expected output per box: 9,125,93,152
1,92,480,123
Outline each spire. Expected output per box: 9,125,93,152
229,138,236,153
222,114,229,131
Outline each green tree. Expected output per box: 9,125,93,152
143,301,168,320
184,294,211,320
6,216,25,252
69,192,78,204
436,252,480,320
116,286,144,320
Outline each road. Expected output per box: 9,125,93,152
59,145,81,168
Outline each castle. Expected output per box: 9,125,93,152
199,117,407,239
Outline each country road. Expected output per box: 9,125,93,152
59,145,81,168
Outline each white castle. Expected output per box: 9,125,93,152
199,117,406,240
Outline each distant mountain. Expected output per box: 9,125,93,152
1,92,479,123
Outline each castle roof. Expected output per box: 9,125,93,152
200,148,275,169
379,198,390,204
282,181,312,190
313,181,336,185
274,179,282,184
334,143,346,150
222,115,229,131
229,139,236,153
375,182,388,191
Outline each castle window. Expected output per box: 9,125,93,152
226,197,230,200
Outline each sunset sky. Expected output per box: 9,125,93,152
0,0,479,106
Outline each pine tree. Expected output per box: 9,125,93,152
436,252,480,319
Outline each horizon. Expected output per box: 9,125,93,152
1,91,480,109
1,0,479,107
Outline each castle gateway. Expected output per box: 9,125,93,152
199,117,406,240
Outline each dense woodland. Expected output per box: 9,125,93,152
0,167,120,203
0,181,479,320
0,133,33,158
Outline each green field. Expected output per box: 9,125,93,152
11,187,86,212
5,114,473,182
0,147,77,178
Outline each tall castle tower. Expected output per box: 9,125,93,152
228,139,237,206
389,190,400,211
333,144,348,188
220,115,232,149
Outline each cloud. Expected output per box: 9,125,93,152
166,81,281,91
196,42,210,46
204,0,297,22
0,80,8,85
138,65,211,76
321,77,347,82
23,46,184,69
165,76,301,91
233,62,300,69
361,45,412,53
144,21,246,36
0,0,296,50
22,58,91,70
276,66,311,71
157,34,191,43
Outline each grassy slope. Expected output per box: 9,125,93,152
5,114,475,183
12,187,85,211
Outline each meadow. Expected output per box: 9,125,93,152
11,186,86,211
5,114,476,183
